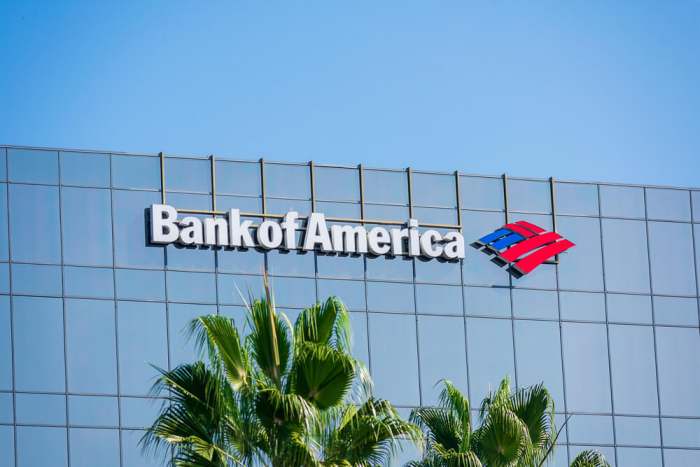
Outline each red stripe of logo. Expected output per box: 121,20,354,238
500,231,562,262
512,239,575,275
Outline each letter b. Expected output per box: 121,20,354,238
150,204,179,244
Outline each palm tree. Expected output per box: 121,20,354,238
408,378,609,467
141,278,421,466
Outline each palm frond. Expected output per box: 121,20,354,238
290,342,355,409
569,450,611,467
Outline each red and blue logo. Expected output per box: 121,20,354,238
471,221,574,278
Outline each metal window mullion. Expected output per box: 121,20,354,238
358,165,365,223
159,152,166,204
502,174,510,223
407,167,414,219
210,155,217,212
4,149,18,467
455,171,462,231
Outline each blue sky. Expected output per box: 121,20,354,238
1,1,699,187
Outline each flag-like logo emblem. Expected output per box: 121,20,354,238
471,221,574,278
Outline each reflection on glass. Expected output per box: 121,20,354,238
645,188,691,221
661,418,700,448
559,291,605,322
111,155,160,190
62,187,113,266
599,185,645,219
265,163,310,199
216,160,261,196
648,221,696,296
464,287,510,318
555,183,599,216
164,157,211,193
415,284,462,315
60,152,110,187
7,149,59,184
418,315,468,405
314,166,359,202
9,184,61,263
567,414,614,444
512,289,558,320
602,219,650,293
64,266,114,299
607,294,652,324
459,176,504,211
16,426,68,467
68,396,119,427
617,447,662,467
115,269,165,301
11,263,62,296
467,318,514,404
166,271,216,303
507,179,551,213
614,416,660,446
15,393,66,425
366,282,414,313
656,327,700,417
562,322,611,412
317,279,366,311
69,428,120,467
653,296,698,326
412,172,456,207
363,170,408,205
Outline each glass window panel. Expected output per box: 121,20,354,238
216,194,261,213
656,327,700,416
555,183,599,216
415,257,461,284
315,201,361,218
65,299,117,394
164,157,211,193
348,312,369,369
600,185,646,219
169,304,216,368
615,416,660,446
415,284,462,315
368,313,420,406
0,184,7,261
568,414,614,444
315,166,359,202
217,248,265,275
68,396,119,427
117,301,167,396
617,448,661,467
317,279,365,311
0,297,11,390
461,210,510,287
115,269,165,301
216,274,264,305
366,282,414,313
560,291,606,322
62,187,113,265
166,271,216,303
9,184,61,263
0,263,6,294
693,191,700,222
60,152,110,187
11,263,62,296
268,276,316,308
609,325,659,415
121,429,164,467
653,296,698,326
16,426,67,467
69,428,120,467
648,222,696,296
662,418,700,448
267,250,315,277
265,163,310,199
266,198,312,216
514,320,565,410
13,297,65,392
163,195,215,271
0,425,13,467
557,216,604,291
412,172,456,207
602,219,650,293
364,203,409,220
120,397,163,429
646,188,691,221
111,155,160,190
364,170,408,205
508,179,551,213
467,318,515,404
7,149,59,184
64,266,114,299
413,207,457,225
0,393,11,424
464,287,510,318
0,148,5,181
113,190,164,268
215,160,260,196
562,322,612,412
512,289,558,320
418,315,468,405
664,449,700,466
459,176,504,211
316,253,364,279
569,446,615,467
15,394,66,425
607,294,653,324
366,255,412,282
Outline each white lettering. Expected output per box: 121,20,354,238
281,211,299,249
179,217,203,245
331,224,368,254
150,204,179,244
228,209,255,248
419,229,443,258
258,220,283,248
367,227,391,255
442,231,465,260
303,213,333,251
203,216,229,246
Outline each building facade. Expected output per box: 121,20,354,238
0,145,699,467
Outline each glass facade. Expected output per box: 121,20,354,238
1,145,699,467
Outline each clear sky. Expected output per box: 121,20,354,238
1,1,699,187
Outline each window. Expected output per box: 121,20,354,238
65,299,118,394
366,282,414,313
121,429,165,467
0,426,13,467
663,449,700,466
316,253,364,279
64,266,114,299
459,176,504,211
216,195,261,213
653,296,698,326
557,216,604,291
7,148,59,184
0,297,11,390
166,271,216,303
415,284,462,315
164,193,215,271
0,393,11,423
62,187,113,266
514,320,565,410
363,203,409,220
11,263,62,296
120,397,163,429
115,269,165,301
656,327,700,416
609,324,659,415
267,249,316,277
9,184,61,263
315,166,359,202
599,185,645,219
607,293,653,324
512,289,558,320
113,190,164,268
567,415,614,445
0,148,5,181
315,201,361,218
15,394,66,425
562,322,611,412
316,279,366,311
16,426,68,467
412,172,456,207
615,416,660,446
617,447,662,467
418,315,468,405
164,157,211,193
412,207,458,224
269,276,316,308
111,155,160,190
215,160,261,196
265,163,310,199
507,179,551,213
602,219,650,293
217,274,264,305
0,184,7,261
13,297,65,392
467,318,515,404
464,287,510,318
348,312,369,368
461,210,509,286
0,263,6,294
60,151,110,187
693,191,700,222
648,221,696,296
646,188,691,221
368,313,420,406
69,428,120,467
414,256,461,284
555,183,599,216
363,170,408,205
559,291,605,322
68,396,119,427
217,248,265,276
366,255,413,282
117,301,167,396
169,304,216,368
661,418,700,448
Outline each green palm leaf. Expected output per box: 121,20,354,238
570,450,611,467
